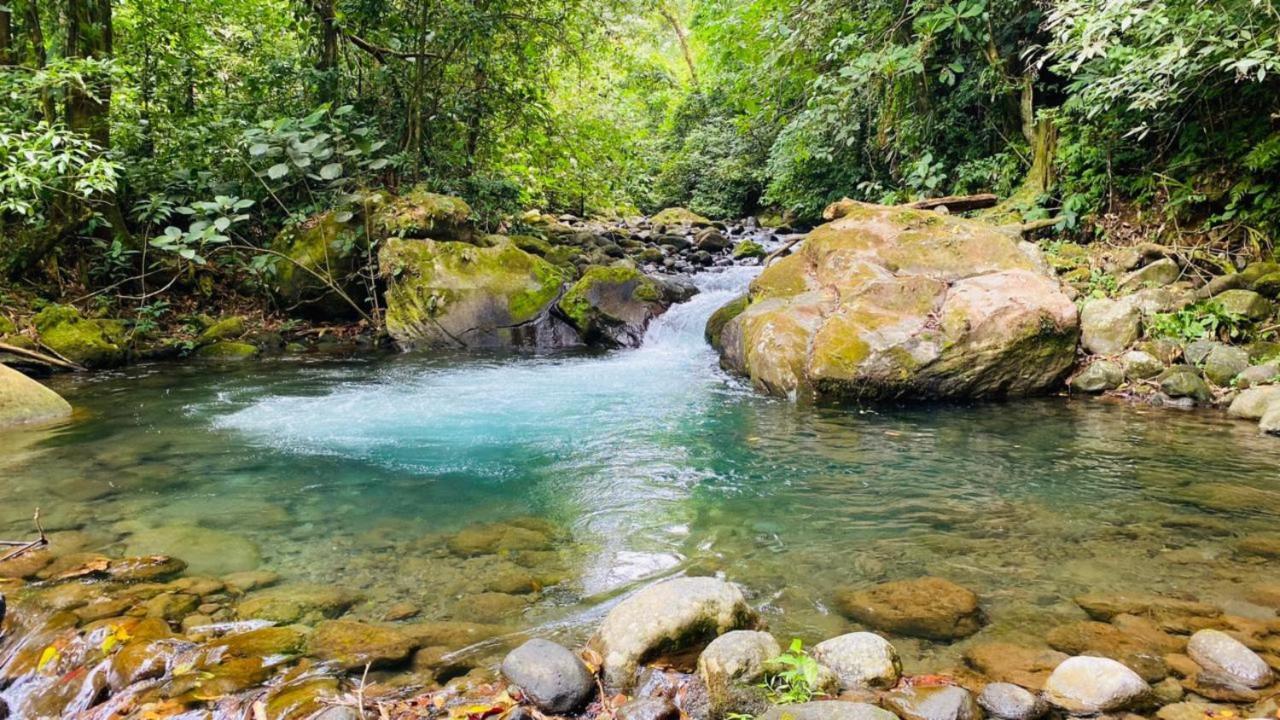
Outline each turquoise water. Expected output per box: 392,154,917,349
3,266,1280,671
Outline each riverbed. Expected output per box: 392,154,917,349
2,265,1279,677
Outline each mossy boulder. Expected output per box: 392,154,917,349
1214,289,1273,321
197,316,246,344
706,295,749,350
557,265,695,347
196,341,260,361
652,207,712,228
33,304,128,368
269,210,367,318
0,364,72,429
715,201,1079,400
0,315,16,336
733,240,767,260
375,186,473,241
380,237,578,350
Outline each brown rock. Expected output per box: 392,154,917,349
1238,534,1280,558
836,577,984,640
963,643,1068,690
1074,593,1220,622
307,620,416,670
1045,620,1172,682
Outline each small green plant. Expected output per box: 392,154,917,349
760,639,822,705
1147,301,1250,342
1083,269,1119,300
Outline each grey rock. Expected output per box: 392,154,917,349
1119,350,1165,379
811,632,901,690
1081,298,1141,355
1236,364,1280,389
695,229,730,252
1043,656,1149,713
1227,385,1280,419
616,698,680,720
1070,360,1124,393
882,685,982,720
977,683,1047,720
1184,339,1221,366
1187,629,1275,688
1261,405,1280,436
698,630,780,717
760,701,900,720
1120,258,1180,291
1201,345,1250,386
589,577,758,692
500,639,595,714
1214,289,1273,320
1159,365,1212,402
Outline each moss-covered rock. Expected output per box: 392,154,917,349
715,201,1079,400
0,364,72,428
0,315,16,336
557,265,694,347
197,316,246,344
733,240,767,260
375,186,472,241
33,304,128,368
1214,289,1274,320
270,210,367,318
706,295,749,350
196,341,260,361
380,237,578,350
652,207,712,228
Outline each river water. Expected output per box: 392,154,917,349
2,265,1280,676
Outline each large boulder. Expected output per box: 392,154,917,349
269,209,368,318
33,304,128,368
380,238,577,350
835,576,984,640
0,364,72,428
714,202,1078,400
558,266,695,347
587,577,759,692
652,207,712,228
375,187,473,242
500,639,596,714
1043,656,1149,713
1081,297,1141,355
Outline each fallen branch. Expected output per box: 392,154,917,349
763,235,804,266
0,509,49,563
903,193,999,213
0,341,85,372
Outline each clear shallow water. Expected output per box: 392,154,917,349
3,266,1280,671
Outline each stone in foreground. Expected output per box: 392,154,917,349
698,630,780,718
978,682,1048,720
1043,656,1149,713
714,202,1077,401
1186,629,1274,689
882,684,982,720
835,576,984,640
0,364,72,429
811,632,900,690
500,638,595,714
588,577,758,691
760,701,899,720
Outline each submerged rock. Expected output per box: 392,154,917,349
811,632,900,690
380,238,575,350
1043,656,1150,713
715,202,1078,401
125,525,261,576
760,701,898,720
835,576,983,640
307,620,415,670
0,364,72,428
501,639,595,714
558,265,694,347
237,583,358,624
588,577,758,691
963,643,1066,690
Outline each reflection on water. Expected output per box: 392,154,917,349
2,265,1279,676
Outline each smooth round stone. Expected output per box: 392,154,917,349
882,684,981,720
1044,656,1150,713
812,632,901,690
978,682,1048,720
1186,629,1274,689
616,697,679,720
500,638,595,714
698,629,780,716
835,576,984,640
760,701,899,720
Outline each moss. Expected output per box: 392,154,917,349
198,316,246,344
510,234,552,257
704,295,748,350
733,240,767,259
749,254,810,300
196,341,260,360
652,207,712,227
0,316,16,335
376,186,472,240
34,304,128,368
270,210,364,316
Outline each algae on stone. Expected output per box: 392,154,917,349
0,364,73,429
558,265,686,347
33,304,129,368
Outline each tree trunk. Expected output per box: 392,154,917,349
658,2,697,88
315,0,339,100
65,0,113,148
1021,78,1057,194
0,5,12,66
18,0,54,121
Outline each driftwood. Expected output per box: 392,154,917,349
0,341,85,371
903,193,999,213
0,509,49,564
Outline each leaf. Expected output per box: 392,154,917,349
334,210,354,223
214,217,231,231
320,162,344,180
249,143,270,157
38,645,60,671
267,163,289,180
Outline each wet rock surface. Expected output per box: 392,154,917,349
835,577,984,640
500,639,595,714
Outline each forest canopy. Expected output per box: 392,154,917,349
2,0,1279,288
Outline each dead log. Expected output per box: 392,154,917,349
902,193,999,213
0,341,85,371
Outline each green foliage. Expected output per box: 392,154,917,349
1147,301,1251,343
760,639,821,705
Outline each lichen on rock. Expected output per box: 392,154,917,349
712,201,1079,401
558,265,694,347
34,304,129,368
